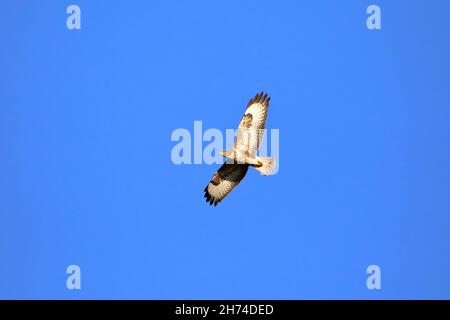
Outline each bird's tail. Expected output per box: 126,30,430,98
253,157,275,176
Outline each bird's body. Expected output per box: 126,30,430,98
204,92,275,206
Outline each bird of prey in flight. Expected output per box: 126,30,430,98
204,92,275,206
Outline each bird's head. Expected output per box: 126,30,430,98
219,150,233,158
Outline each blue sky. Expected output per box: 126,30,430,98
1,0,450,299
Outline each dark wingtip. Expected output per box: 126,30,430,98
248,91,271,108
249,91,270,105
204,187,218,206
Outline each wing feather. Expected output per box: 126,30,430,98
235,92,271,156
245,91,270,130
204,164,249,206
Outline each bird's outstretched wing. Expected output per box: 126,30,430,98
204,163,249,206
245,91,270,130
235,92,271,156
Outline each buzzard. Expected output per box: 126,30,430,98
204,92,275,206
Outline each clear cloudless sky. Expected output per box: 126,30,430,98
1,0,450,299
